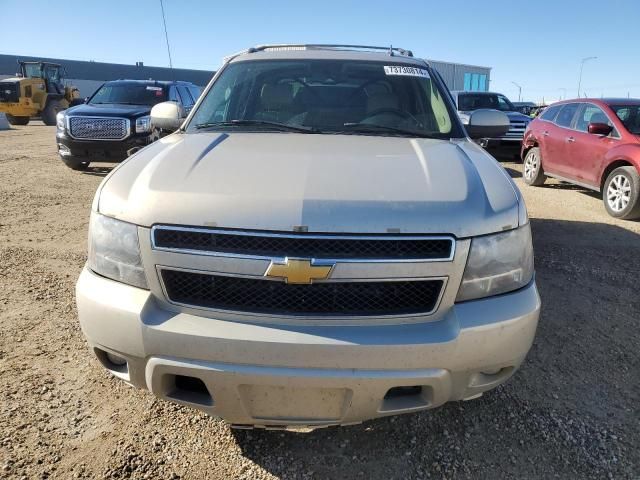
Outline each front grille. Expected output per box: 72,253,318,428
503,121,528,139
161,269,444,316
0,82,19,103
153,227,453,260
68,117,129,140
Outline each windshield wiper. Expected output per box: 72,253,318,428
195,120,317,133
341,123,436,138
90,102,147,105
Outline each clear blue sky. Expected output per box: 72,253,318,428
1,0,638,103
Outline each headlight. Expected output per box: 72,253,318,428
135,115,151,133
88,213,148,289
56,111,65,130
456,224,534,302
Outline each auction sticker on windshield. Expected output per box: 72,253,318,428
384,66,429,77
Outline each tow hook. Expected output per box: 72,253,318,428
127,146,142,157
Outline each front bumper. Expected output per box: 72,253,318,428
478,137,523,149
0,101,36,117
76,267,540,428
56,131,153,162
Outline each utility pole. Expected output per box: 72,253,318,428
160,0,174,72
577,56,597,97
511,81,522,102
558,88,567,100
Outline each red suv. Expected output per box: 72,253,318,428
521,99,640,219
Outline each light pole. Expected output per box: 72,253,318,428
577,56,597,97
511,81,522,102
558,88,567,100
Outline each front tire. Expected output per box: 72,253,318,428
523,147,546,186
61,156,90,171
603,166,640,220
6,114,30,126
41,99,63,126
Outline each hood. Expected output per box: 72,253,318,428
459,109,530,124
504,111,531,123
66,103,151,118
97,133,520,237
0,77,21,84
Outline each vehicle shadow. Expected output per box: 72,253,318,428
538,181,602,200
504,163,602,199
228,219,640,479
82,165,114,177
503,166,522,178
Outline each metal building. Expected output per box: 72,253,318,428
0,53,491,98
428,59,491,92
0,54,214,98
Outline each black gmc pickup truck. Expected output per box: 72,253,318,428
56,79,200,170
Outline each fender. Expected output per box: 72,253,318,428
521,130,539,159
600,143,640,188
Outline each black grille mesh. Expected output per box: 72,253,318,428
161,269,444,316
0,82,20,103
154,228,452,260
69,117,128,140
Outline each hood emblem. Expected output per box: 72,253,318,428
265,258,333,284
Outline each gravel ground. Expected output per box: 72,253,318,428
0,124,638,479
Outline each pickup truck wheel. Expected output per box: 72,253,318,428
61,157,90,171
523,147,546,186
603,166,640,220
41,100,63,126
6,114,30,126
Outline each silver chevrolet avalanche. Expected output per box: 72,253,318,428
77,44,540,430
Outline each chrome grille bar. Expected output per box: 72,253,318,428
151,225,456,263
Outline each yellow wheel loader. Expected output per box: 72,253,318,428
0,61,81,126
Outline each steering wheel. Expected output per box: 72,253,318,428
361,108,423,128
363,108,411,120
290,77,323,102
345,79,390,103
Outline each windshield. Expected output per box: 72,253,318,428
89,83,168,106
188,59,460,138
610,104,640,135
22,63,43,78
458,93,515,112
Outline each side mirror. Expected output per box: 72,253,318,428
587,122,613,136
151,101,185,132
84,97,89,104
465,109,511,139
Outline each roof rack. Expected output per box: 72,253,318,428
224,44,414,62
254,44,413,57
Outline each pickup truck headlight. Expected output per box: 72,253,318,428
88,213,148,289
56,111,65,130
135,115,152,133
456,224,534,302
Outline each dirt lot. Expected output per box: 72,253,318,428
0,123,638,480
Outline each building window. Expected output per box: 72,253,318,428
478,74,486,91
463,72,487,92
